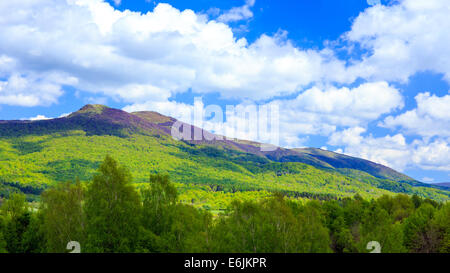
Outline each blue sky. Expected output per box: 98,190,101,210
0,0,449,182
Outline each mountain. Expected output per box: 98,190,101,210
433,182,450,188
0,104,449,208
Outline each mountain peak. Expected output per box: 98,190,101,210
73,104,109,115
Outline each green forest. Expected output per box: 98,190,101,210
0,155,448,253
1,130,449,208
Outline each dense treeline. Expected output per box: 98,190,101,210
0,156,448,253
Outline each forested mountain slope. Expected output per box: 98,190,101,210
0,104,448,208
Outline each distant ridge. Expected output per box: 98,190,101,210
291,148,413,182
433,182,450,188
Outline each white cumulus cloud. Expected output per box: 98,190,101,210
269,82,403,147
381,92,450,138
0,0,350,107
21,114,52,121
217,0,256,23
345,0,450,83
328,127,450,172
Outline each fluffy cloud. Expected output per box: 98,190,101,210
21,114,51,121
318,0,450,172
270,82,403,147
421,177,434,183
217,0,255,23
381,92,450,137
328,127,368,147
328,127,450,171
0,0,350,107
21,112,71,121
346,0,450,82
411,139,450,171
330,127,411,169
283,81,403,122
0,73,71,107
2,0,449,111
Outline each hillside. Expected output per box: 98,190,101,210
0,104,449,209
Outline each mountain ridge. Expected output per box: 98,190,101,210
2,104,416,182
433,182,450,188
0,104,448,204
